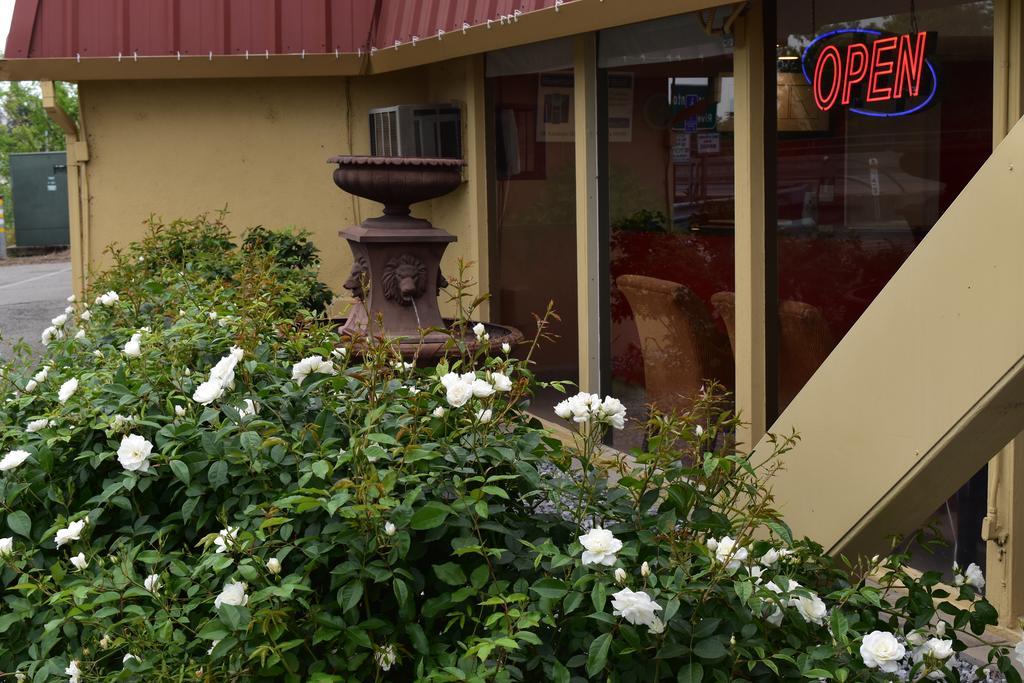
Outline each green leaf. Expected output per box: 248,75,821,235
406,623,429,655
677,662,704,683
393,578,409,607
410,502,450,530
432,562,466,586
367,432,398,445
7,511,31,539
530,578,568,600
591,579,607,613
339,581,363,612
551,661,571,683
693,637,727,661
311,460,329,480
169,459,190,486
207,460,228,489
586,633,612,677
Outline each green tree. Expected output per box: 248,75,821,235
0,80,79,236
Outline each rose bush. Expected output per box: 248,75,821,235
0,215,1020,682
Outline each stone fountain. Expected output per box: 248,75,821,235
329,155,521,360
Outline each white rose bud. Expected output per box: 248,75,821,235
641,561,651,578
266,558,281,575
501,342,511,354
614,567,627,585
384,521,397,536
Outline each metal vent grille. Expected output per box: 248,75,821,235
370,110,399,156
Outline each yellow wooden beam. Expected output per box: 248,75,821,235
985,0,1024,628
733,3,769,446
574,33,600,393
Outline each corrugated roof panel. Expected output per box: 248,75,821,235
5,0,560,60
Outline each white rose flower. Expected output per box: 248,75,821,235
710,536,749,571
501,342,511,354
432,406,446,418
470,378,494,398
33,367,49,383
0,449,31,472
266,557,282,575
24,379,38,393
70,552,88,570
192,378,224,405
58,378,79,403
906,629,928,648
445,380,474,408
860,631,906,673
64,304,74,314
123,333,142,358
117,434,153,473
490,372,513,392
790,592,827,625
376,644,397,671
238,399,258,418
213,526,239,554
964,562,985,590
291,355,336,384
0,537,13,556
215,581,249,608
759,548,781,566
331,347,348,359
110,414,133,431
51,313,68,328
67,294,76,303
122,653,140,666
472,322,486,339
614,568,627,585
55,518,87,547
41,326,60,346
79,309,91,321
579,527,623,566
914,637,954,663
174,405,186,417
65,659,81,683
208,311,218,320
74,329,86,340
476,408,492,423
384,521,397,536
935,621,946,637
144,573,161,593
611,587,664,631
96,290,120,306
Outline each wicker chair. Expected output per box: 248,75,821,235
710,291,835,412
617,275,734,416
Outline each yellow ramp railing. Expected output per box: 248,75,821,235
764,115,1024,560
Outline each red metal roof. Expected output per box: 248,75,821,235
5,0,558,60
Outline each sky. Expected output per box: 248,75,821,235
0,0,15,56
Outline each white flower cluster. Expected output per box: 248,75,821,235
291,355,336,384
192,347,244,405
95,290,120,306
553,392,627,430
906,627,954,679
439,371,496,408
953,561,985,591
706,536,748,571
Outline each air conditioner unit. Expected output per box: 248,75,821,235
369,103,462,159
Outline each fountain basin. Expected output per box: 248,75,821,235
328,155,465,217
334,319,523,362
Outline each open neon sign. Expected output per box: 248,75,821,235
800,28,938,118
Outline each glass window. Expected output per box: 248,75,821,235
776,0,994,579
487,44,579,413
601,13,737,450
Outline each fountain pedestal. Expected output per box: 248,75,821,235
329,155,521,359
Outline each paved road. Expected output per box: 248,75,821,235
0,260,72,357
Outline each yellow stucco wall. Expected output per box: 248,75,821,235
76,57,485,316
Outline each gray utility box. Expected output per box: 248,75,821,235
10,151,70,247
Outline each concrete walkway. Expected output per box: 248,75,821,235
0,259,72,357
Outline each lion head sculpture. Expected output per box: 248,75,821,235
382,253,427,306
342,256,369,301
